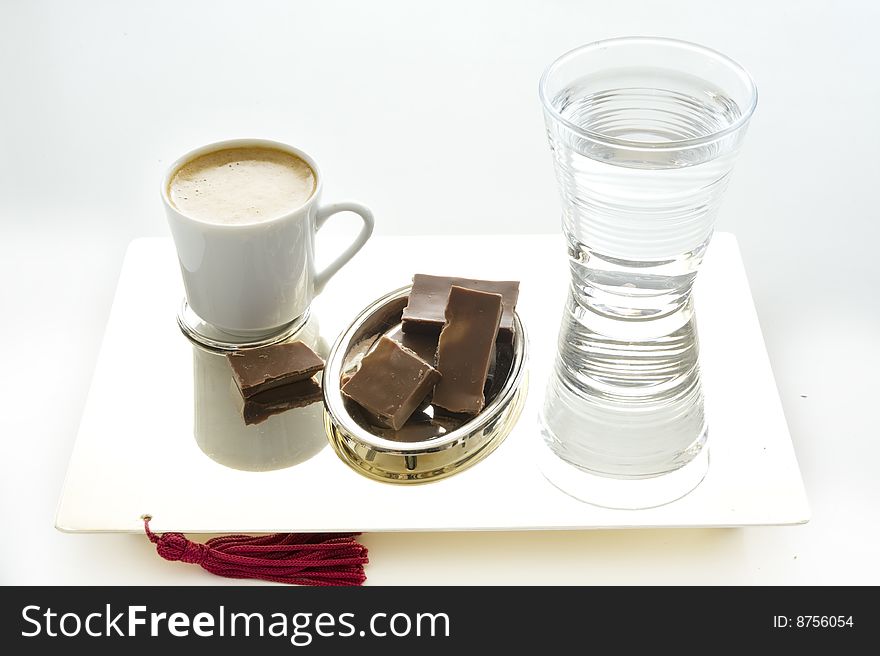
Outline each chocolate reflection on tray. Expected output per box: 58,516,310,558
242,378,324,426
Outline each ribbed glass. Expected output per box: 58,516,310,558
538,38,756,507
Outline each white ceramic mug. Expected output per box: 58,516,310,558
162,138,374,336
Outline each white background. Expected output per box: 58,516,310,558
1,0,878,584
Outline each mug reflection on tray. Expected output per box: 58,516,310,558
191,315,329,472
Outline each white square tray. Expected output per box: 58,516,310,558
56,233,809,533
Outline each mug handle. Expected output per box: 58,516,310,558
313,201,375,294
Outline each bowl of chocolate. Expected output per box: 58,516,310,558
323,275,527,483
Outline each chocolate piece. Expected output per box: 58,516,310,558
243,378,323,425
228,341,324,398
341,336,441,430
382,328,439,409
390,330,439,365
402,274,519,342
401,331,439,365
432,286,502,415
398,333,439,410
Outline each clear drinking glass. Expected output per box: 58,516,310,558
537,37,757,508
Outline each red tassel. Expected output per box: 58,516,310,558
143,517,368,586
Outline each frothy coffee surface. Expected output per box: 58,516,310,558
169,146,316,224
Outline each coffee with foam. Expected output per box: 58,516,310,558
168,146,316,225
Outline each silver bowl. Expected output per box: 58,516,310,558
323,285,528,483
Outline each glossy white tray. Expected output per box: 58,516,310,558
56,233,810,533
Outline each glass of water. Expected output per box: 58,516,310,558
537,37,757,508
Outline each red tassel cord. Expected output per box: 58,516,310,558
143,517,368,586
